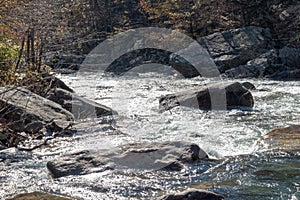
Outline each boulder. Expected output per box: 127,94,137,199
224,49,282,78
169,53,212,78
159,189,224,200
224,46,300,79
198,26,273,73
169,26,273,77
257,125,300,151
159,82,254,111
6,191,73,200
224,63,263,78
268,69,300,80
0,87,74,133
39,74,73,93
278,46,300,69
102,26,273,78
46,88,115,119
105,48,171,75
21,73,74,96
47,141,208,178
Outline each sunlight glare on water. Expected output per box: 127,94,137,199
57,69,300,158
1,69,299,200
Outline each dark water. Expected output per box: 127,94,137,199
0,71,299,199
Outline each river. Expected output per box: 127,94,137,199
1,66,300,199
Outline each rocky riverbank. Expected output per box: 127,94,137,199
53,25,300,81
0,74,115,150
1,26,300,200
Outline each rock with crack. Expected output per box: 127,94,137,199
199,26,273,73
47,141,208,178
0,87,74,133
159,82,254,111
171,26,273,77
159,189,224,200
224,49,281,78
46,88,116,119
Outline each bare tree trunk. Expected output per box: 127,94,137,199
30,28,35,67
37,38,44,73
15,37,25,72
104,0,112,33
26,28,30,64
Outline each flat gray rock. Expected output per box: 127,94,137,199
46,88,115,119
0,87,74,133
47,141,208,178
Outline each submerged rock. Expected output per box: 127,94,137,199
159,189,224,200
47,141,208,178
257,125,300,151
46,88,115,119
159,82,254,111
0,87,74,133
6,191,73,200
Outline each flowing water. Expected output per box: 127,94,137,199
1,66,300,199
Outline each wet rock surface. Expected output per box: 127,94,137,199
47,141,208,178
159,82,254,111
6,191,73,200
241,82,256,90
257,125,300,151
